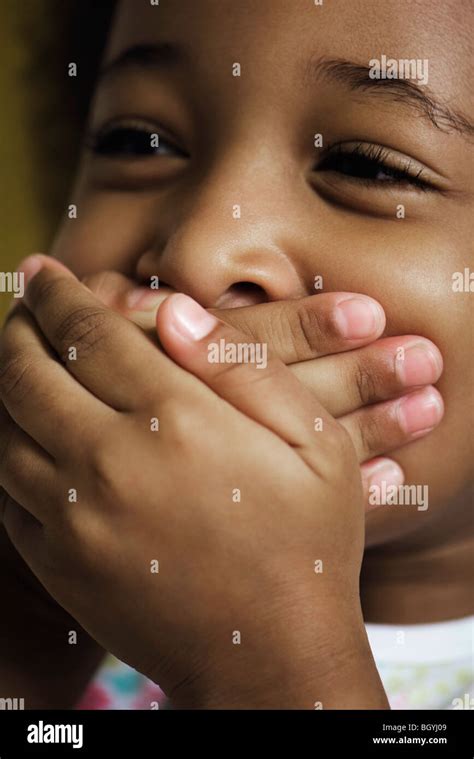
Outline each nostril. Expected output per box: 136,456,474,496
216,282,268,308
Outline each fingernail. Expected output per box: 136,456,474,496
15,254,44,289
396,342,443,386
366,458,405,494
398,387,443,436
168,293,218,340
126,287,161,310
334,297,384,339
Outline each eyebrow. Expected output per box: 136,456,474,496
98,45,474,140
98,43,186,83
304,57,474,140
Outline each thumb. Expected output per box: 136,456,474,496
157,293,349,475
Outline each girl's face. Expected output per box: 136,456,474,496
51,0,473,549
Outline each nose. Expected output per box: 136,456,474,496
135,149,307,309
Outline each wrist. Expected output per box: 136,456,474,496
170,600,388,709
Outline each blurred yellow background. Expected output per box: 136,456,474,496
0,0,95,322
0,3,53,321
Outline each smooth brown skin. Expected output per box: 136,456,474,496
80,268,444,496
0,0,472,708
52,0,473,620
0,269,444,709
1,266,391,708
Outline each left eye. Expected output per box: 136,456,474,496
86,125,186,158
317,144,429,190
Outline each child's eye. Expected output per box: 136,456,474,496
316,143,431,190
85,119,187,159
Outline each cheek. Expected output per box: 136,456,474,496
50,190,158,278
382,289,473,543
52,191,472,542
308,227,473,543
376,247,472,530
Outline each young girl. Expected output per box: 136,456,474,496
0,0,472,709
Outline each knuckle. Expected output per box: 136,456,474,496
0,348,37,404
262,308,292,359
210,364,239,397
215,358,277,392
54,306,110,361
83,417,138,508
292,304,325,359
86,436,121,502
357,410,383,457
338,424,357,459
353,362,379,406
27,271,65,311
214,308,269,347
162,401,204,452
330,422,356,463
319,422,357,478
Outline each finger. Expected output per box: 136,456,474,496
0,307,112,456
0,404,56,523
340,386,444,463
82,271,143,310
210,292,386,363
360,457,405,512
81,271,170,334
4,254,73,322
18,255,179,411
157,294,347,474
84,272,386,366
290,336,443,417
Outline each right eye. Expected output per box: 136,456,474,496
85,120,187,158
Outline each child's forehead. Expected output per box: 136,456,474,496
108,0,467,52
105,0,471,105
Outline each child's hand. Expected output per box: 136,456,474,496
82,271,444,507
0,259,388,708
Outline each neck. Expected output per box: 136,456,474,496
361,512,474,625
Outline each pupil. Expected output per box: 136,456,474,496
340,155,383,179
102,129,154,155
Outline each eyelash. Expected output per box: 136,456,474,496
86,123,431,190
85,121,186,158
317,143,430,190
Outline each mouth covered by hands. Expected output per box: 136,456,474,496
81,268,444,509
0,255,443,707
